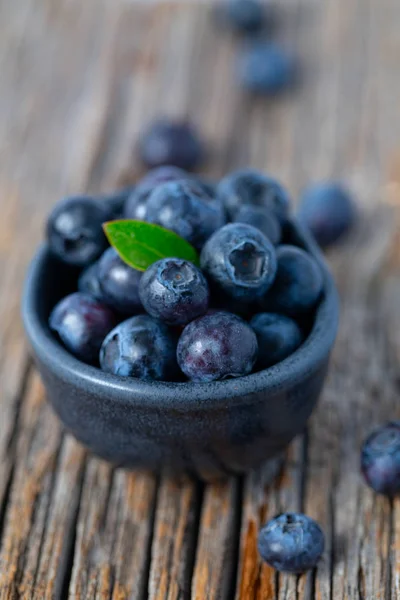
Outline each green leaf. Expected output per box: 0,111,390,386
103,220,200,272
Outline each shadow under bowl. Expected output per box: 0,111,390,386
22,221,339,481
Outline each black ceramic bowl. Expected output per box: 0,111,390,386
22,221,339,481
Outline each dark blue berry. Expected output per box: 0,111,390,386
139,119,204,171
258,513,324,573
46,196,110,267
234,204,281,245
298,182,356,248
98,248,142,315
139,258,209,326
238,42,296,95
49,293,116,364
177,311,258,382
146,180,225,249
218,169,290,223
200,223,277,301
102,186,135,220
78,262,104,301
216,0,266,34
100,315,178,381
124,166,188,221
250,312,302,368
262,245,323,315
361,422,400,496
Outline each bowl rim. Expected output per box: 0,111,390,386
22,220,339,409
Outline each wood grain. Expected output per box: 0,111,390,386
0,0,400,598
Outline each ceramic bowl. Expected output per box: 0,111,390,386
22,221,339,481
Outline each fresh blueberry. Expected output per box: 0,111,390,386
46,196,110,267
177,311,258,382
139,258,209,326
124,166,188,221
262,245,323,315
101,186,135,220
139,119,204,171
216,0,266,34
298,182,356,248
200,223,277,301
361,422,400,496
234,204,281,245
146,179,225,249
250,312,302,368
78,262,104,301
98,247,142,315
100,315,178,381
258,513,325,573
218,169,290,223
49,292,116,364
238,42,296,95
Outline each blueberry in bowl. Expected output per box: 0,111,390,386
22,172,338,481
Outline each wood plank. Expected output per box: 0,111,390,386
0,372,86,600
148,476,201,600
191,480,240,600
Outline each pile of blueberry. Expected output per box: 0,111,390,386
47,166,324,384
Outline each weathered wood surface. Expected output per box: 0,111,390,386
0,0,400,598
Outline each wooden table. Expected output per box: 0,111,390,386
1,0,400,597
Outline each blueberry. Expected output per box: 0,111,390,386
262,245,323,315
234,204,281,245
139,258,209,326
124,166,188,221
146,180,225,249
361,422,400,496
238,42,296,95
78,262,104,301
101,186,135,220
298,182,356,248
216,0,266,34
250,312,302,368
98,248,142,315
218,169,290,223
100,315,178,381
46,196,110,267
49,292,116,364
201,223,277,301
139,119,204,171
177,311,258,382
258,513,324,573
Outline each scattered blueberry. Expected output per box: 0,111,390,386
98,247,142,315
298,182,356,248
250,312,302,368
201,223,277,301
102,186,135,220
146,179,225,249
258,513,325,573
139,119,204,171
238,42,296,95
49,292,116,363
218,169,290,223
140,165,188,187
216,0,266,34
234,204,281,245
361,422,400,496
124,166,189,221
78,262,104,301
262,245,323,315
177,311,258,382
100,315,178,381
139,258,209,326
46,196,110,267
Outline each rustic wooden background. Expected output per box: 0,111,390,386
1,0,400,598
